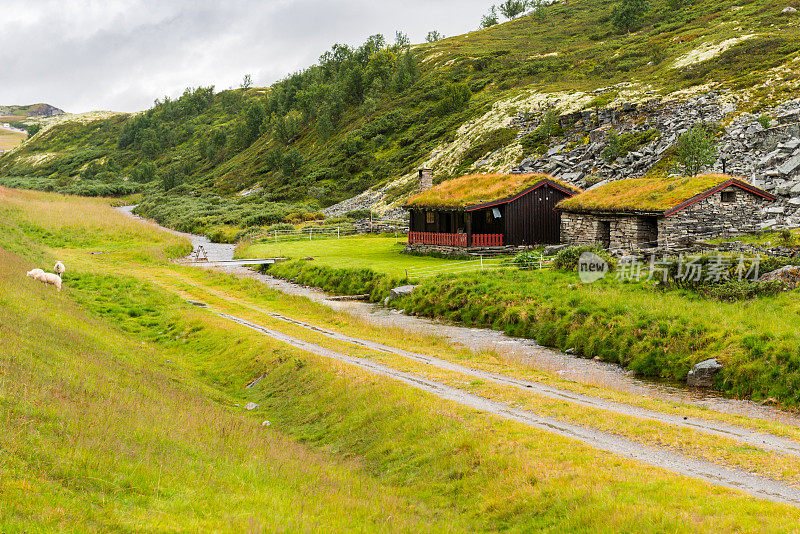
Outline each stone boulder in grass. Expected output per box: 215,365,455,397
687,358,722,388
759,265,800,289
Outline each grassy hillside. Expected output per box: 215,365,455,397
6,187,800,530
3,0,800,236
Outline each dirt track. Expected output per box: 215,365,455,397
170,278,800,459
210,306,800,508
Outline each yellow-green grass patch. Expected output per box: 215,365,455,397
558,173,741,212
405,173,579,209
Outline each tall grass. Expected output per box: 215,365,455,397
399,268,800,404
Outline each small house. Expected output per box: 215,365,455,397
404,173,581,247
557,174,776,249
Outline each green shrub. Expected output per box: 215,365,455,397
673,123,718,177
700,279,783,302
461,128,517,167
603,129,660,163
552,245,616,272
261,260,407,302
434,83,472,116
505,250,544,269
206,225,240,244
345,209,373,220
520,108,563,156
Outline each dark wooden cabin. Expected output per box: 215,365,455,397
403,173,581,247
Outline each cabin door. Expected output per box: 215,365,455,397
598,221,611,248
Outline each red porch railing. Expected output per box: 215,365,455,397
408,232,504,247
472,234,504,247
408,232,468,247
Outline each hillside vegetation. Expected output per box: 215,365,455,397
3,0,800,237
5,187,800,530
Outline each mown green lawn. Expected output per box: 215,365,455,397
240,235,509,278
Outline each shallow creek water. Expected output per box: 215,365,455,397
117,205,800,426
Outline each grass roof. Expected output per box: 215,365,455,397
557,174,743,213
405,173,580,209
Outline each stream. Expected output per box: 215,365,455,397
117,205,800,426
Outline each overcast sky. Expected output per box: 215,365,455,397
1,0,492,113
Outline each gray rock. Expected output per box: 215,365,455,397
543,244,568,256
687,358,722,388
759,265,800,289
758,149,782,167
245,402,259,411
387,284,418,302
780,138,800,150
779,154,800,175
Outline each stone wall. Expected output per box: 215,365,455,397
560,213,658,249
658,186,768,246
561,186,770,249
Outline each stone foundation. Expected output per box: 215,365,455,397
403,243,534,257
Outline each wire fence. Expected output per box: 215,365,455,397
247,219,409,244
406,255,555,280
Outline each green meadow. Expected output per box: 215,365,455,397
5,188,800,531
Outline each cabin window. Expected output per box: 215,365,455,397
426,212,435,224
721,191,736,203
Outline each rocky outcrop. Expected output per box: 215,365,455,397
515,94,726,185
720,99,800,229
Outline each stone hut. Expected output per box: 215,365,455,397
404,173,581,248
557,174,776,249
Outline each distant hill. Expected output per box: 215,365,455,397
3,0,800,235
0,103,65,119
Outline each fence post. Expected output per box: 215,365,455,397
274,230,277,243
337,227,340,239
480,255,484,272
309,227,313,241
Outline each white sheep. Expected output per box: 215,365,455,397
26,268,44,279
54,261,66,276
34,272,62,292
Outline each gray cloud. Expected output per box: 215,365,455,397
0,0,491,113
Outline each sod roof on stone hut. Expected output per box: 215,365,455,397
404,173,581,210
557,174,775,215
